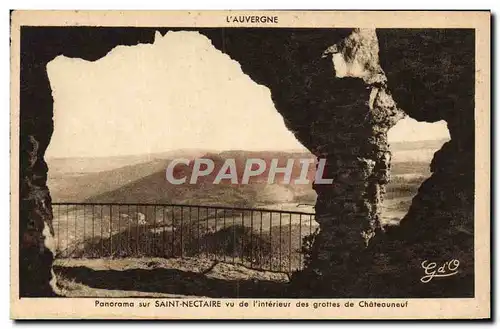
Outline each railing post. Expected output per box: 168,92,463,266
289,213,292,273
153,205,156,257
100,205,103,257
83,205,85,257
74,205,77,257
172,206,175,257
299,214,302,269
260,211,263,268
232,209,235,264
241,211,244,266
279,212,282,272
189,207,193,258
136,205,139,256
162,206,165,257
91,205,95,257
310,214,313,236
127,205,130,255
205,207,208,259
66,205,69,258
56,205,59,254
250,210,253,268
197,206,200,255
117,205,121,256
223,209,226,263
109,205,113,257
214,209,217,261
269,212,272,271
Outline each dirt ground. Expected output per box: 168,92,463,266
53,257,289,298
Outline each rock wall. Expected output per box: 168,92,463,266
218,29,406,294
375,29,475,297
19,27,161,296
18,27,474,297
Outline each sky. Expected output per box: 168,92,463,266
45,31,450,158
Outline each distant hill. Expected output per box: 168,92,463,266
48,139,447,205
390,138,449,152
390,138,448,163
85,151,317,207
47,149,211,174
48,159,170,202
47,149,213,202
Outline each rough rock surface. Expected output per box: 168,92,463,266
375,29,475,297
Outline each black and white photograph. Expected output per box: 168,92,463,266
10,10,491,319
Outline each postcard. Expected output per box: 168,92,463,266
10,10,491,319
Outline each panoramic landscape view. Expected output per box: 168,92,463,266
44,30,450,297
47,138,448,297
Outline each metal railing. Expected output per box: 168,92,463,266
51,202,317,273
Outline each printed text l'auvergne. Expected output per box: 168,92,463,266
226,15,279,24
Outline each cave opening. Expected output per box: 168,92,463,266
382,117,450,228
45,30,317,210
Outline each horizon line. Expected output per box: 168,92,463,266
45,137,449,160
